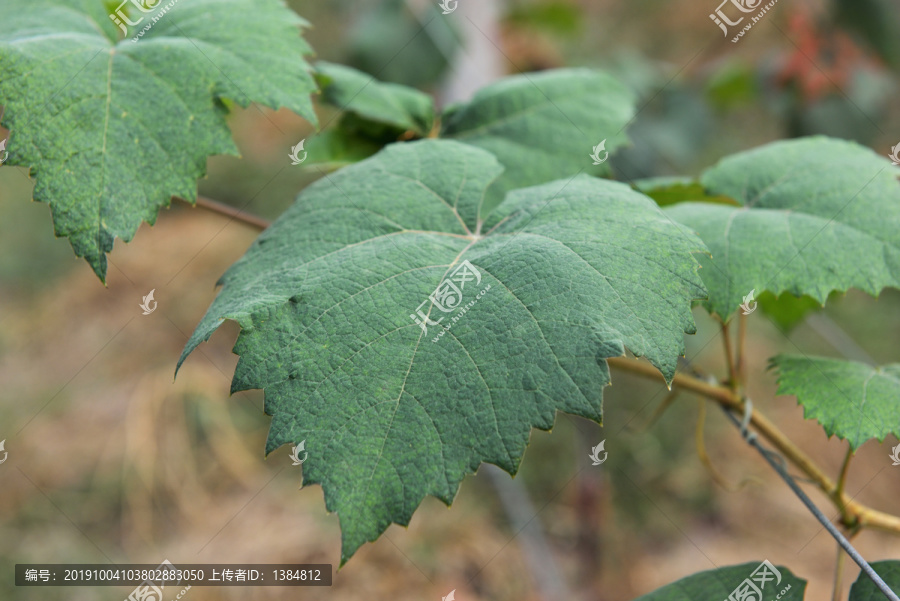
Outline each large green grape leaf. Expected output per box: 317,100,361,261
770,354,900,450
849,561,900,601
178,139,707,562
666,137,900,319
0,0,317,282
632,562,805,601
441,68,636,215
315,61,436,138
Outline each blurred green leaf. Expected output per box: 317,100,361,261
756,290,824,331
346,0,457,89
316,61,436,137
834,0,900,70
610,82,713,180
632,177,736,207
705,61,758,110
505,1,583,35
303,128,384,168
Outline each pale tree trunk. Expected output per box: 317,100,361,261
439,0,506,105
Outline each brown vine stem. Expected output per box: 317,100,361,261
428,119,441,139
835,447,854,524
721,320,738,391
833,540,847,601
176,195,271,230
605,356,900,535
832,528,862,601
736,312,748,388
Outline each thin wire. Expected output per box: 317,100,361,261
720,405,899,601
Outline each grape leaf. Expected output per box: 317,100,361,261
0,0,317,282
849,561,900,601
179,139,707,562
441,68,636,215
666,137,900,319
770,354,900,449
632,562,805,601
315,61,436,138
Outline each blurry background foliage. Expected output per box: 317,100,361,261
1,0,899,599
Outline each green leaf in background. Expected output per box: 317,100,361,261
755,290,824,331
504,1,583,35
345,0,457,90
834,0,900,71
849,561,900,600
442,68,636,215
0,0,317,282
666,137,900,319
179,139,707,562
308,61,436,166
632,561,805,601
302,128,384,170
315,61,436,138
631,176,737,207
704,60,758,111
770,355,900,449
